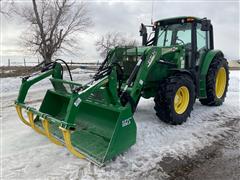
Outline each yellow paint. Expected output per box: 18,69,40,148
59,127,85,159
42,119,63,146
15,105,30,126
174,86,190,114
27,111,46,136
215,67,227,98
16,105,46,136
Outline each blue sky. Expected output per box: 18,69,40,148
0,0,239,65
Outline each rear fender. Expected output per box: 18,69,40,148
199,50,224,98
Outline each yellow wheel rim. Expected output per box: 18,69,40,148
174,86,190,114
215,67,227,98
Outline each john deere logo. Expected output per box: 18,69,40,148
122,117,131,127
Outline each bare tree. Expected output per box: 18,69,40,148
16,0,92,64
95,32,138,58
0,0,14,16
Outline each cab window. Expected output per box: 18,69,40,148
196,23,209,51
157,23,192,47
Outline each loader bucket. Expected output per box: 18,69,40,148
18,87,136,166
15,62,137,166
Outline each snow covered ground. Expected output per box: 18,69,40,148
1,70,239,180
0,68,95,94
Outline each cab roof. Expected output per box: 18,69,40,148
155,16,204,26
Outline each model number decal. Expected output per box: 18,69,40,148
122,117,131,127
147,50,157,68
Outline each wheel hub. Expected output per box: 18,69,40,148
215,67,227,98
174,86,190,114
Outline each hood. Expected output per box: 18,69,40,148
125,46,151,56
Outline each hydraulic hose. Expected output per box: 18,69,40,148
22,59,73,81
54,59,73,81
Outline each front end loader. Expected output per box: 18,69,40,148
15,16,229,166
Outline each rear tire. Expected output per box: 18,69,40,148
199,56,229,106
154,74,195,125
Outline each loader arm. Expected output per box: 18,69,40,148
120,47,162,110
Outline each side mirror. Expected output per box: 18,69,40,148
201,19,211,31
139,23,148,46
140,23,147,36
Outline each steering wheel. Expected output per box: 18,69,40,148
176,38,185,45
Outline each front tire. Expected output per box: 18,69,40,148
199,56,229,106
154,74,195,125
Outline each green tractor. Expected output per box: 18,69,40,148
15,16,229,166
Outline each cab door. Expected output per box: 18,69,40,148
196,23,211,66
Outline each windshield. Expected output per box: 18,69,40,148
157,23,192,47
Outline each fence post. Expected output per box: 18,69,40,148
8,59,10,67
71,60,73,67
38,58,40,65
24,58,26,67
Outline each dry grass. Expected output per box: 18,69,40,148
0,66,40,78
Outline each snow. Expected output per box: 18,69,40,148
1,70,239,180
0,68,95,95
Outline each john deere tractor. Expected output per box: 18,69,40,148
15,16,229,166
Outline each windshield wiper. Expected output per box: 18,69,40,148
158,25,169,39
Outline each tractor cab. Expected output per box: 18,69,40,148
140,16,213,69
